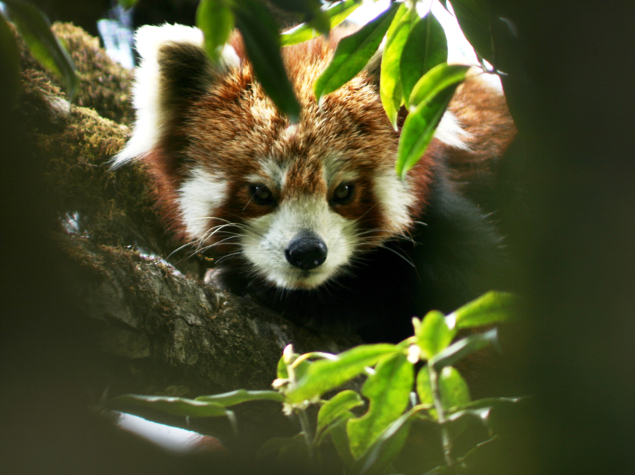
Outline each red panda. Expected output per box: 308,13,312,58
112,24,516,342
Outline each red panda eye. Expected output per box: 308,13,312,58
332,183,355,205
249,184,275,206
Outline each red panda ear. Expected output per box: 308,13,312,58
111,24,239,168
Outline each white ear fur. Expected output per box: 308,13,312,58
110,24,239,169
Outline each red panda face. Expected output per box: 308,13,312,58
112,25,465,290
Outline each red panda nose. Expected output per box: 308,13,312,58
285,233,328,270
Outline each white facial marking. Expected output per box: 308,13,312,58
373,170,416,235
242,196,357,289
177,167,228,240
433,111,471,150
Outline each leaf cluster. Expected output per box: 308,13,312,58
106,291,523,474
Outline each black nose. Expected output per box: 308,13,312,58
285,233,328,270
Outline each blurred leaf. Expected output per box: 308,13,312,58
0,12,20,107
416,310,456,359
195,389,283,406
281,0,363,46
116,0,138,8
329,416,355,468
317,390,364,434
461,396,525,410
444,0,493,62
196,0,234,62
347,352,413,459
314,1,400,101
439,366,471,410
256,436,297,458
4,0,78,100
396,63,468,178
380,2,411,129
447,291,519,330
430,328,499,372
234,0,301,122
285,344,397,404
400,11,447,105
353,407,421,475
416,365,434,410
106,394,231,418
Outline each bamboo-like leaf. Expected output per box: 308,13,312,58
396,63,468,178
106,394,231,418
4,0,78,100
317,390,364,434
314,1,400,101
446,291,519,330
0,12,20,107
430,328,499,372
347,352,413,459
380,2,411,129
400,11,448,105
285,344,397,404
281,0,363,46
234,0,301,122
416,310,456,360
195,389,283,406
196,0,234,62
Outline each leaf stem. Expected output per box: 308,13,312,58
429,365,454,467
297,408,314,459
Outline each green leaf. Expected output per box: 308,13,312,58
328,416,355,468
196,0,234,62
280,0,363,46
314,1,400,101
447,291,519,330
116,0,138,9
106,394,231,418
438,366,471,411
400,11,448,106
347,352,413,459
317,390,364,434
408,63,470,110
0,12,20,108
233,0,301,122
460,396,526,411
396,63,469,178
353,407,421,475
256,436,296,458
380,2,411,129
430,328,499,372
416,365,434,409
4,0,78,100
445,0,493,62
195,389,283,406
285,344,397,404
416,310,456,360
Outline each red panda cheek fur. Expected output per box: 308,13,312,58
115,25,517,342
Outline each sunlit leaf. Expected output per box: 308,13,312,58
430,328,499,372
400,11,447,105
380,2,411,129
106,394,231,418
416,365,434,410
396,63,468,178
234,0,301,122
4,0,78,100
446,291,519,330
416,310,456,359
353,407,422,475
285,344,397,404
444,0,493,62
347,352,413,459
0,12,20,107
439,366,471,410
280,0,363,46
314,1,400,101
195,389,283,406
317,390,364,434
196,0,234,62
